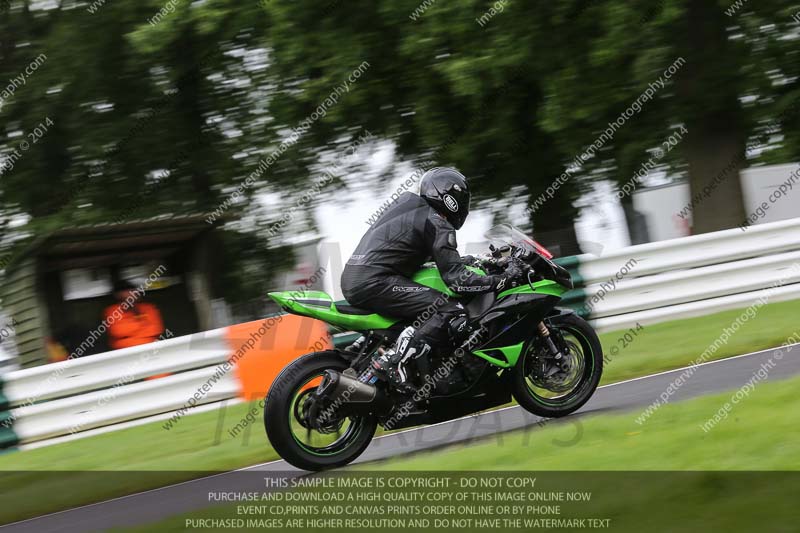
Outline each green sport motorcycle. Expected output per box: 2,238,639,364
264,224,603,471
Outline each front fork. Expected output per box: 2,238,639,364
538,321,570,374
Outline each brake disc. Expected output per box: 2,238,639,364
295,389,345,434
529,338,584,393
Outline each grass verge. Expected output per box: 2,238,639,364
597,298,800,384
0,401,277,525
123,374,800,533
365,372,800,471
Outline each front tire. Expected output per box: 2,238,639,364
511,313,603,418
264,351,377,471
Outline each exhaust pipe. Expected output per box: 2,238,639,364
317,370,390,414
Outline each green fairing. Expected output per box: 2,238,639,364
267,266,490,331
410,267,456,297
472,342,525,368
268,291,399,330
497,279,567,299
268,268,567,340
410,265,487,296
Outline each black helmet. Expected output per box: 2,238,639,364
419,167,471,229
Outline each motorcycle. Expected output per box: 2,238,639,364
264,224,603,471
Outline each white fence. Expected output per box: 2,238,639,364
2,217,799,448
579,217,800,284
4,328,229,404
1,329,235,446
14,365,239,443
576,218,800,332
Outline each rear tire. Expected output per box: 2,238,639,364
264,351,377,471
511,313,603,418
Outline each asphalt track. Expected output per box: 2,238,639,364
3,345,799,532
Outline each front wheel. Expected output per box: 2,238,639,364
511,313,603,418
264,351,377,471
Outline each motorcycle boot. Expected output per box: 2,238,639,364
369,326,431,393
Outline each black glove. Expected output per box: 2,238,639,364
505,262,525,282
459,255,477,265
495,262,525,291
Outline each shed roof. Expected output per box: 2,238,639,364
6,214,220,272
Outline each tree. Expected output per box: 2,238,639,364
0,1,289,304
2,0,799,247
0,1,271,228
261,0,582,250
535,0,800,234
261,0,800,238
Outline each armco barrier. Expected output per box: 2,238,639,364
3,328,231,404
560,217,800,332
584,250,800,322
576,217,800,285
0,374,18,448
13,365,240,443
2,216,800,449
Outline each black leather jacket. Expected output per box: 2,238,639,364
342,192,502,294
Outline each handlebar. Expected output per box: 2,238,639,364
476,255,531,277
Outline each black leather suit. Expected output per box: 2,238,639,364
341,192,502,345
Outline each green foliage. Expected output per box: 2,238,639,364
214,227,295,306
0,0,798,237
262,0,579,228
0,1,269,224
0,1,285,295
261,0,800,233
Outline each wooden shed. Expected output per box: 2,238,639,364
0,215,222,368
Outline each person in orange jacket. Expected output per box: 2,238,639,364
104,280,165,350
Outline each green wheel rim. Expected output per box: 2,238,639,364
287,374,366,457
523,327,595,408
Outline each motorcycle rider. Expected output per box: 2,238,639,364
341,167,523,392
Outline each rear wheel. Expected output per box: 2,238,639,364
511,313,603,418
264,351,377,471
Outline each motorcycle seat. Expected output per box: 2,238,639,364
335,302,375,316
